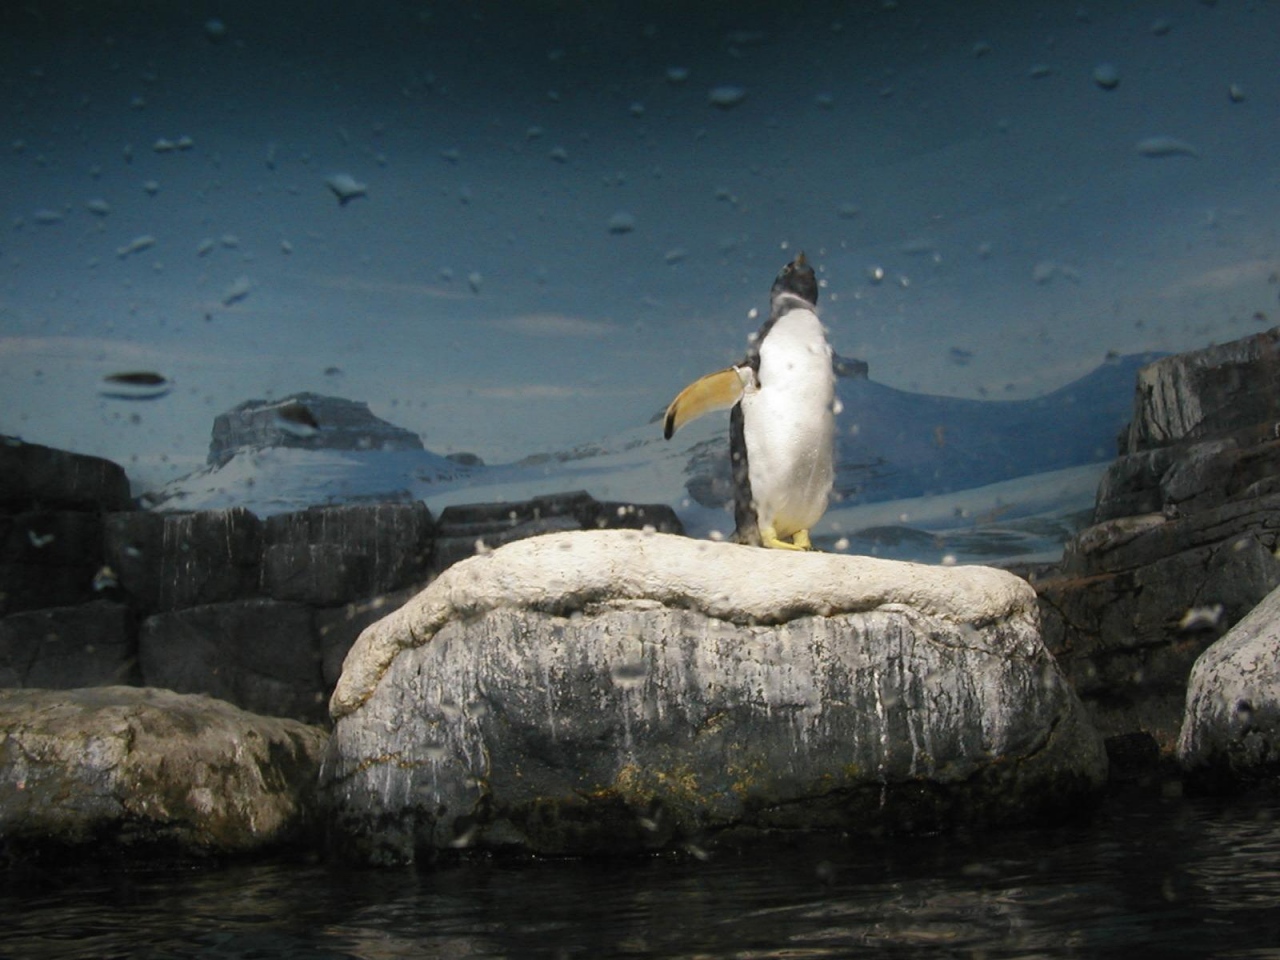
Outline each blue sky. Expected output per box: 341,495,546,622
2,0,1278,487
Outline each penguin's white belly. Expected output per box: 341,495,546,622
741,309,835,537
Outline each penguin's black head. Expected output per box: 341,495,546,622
771,251,819,307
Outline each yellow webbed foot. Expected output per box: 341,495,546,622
663,366,753,439
760,526,808,551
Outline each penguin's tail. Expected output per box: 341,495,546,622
662,365,753,439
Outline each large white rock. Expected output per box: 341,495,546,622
324,531,1106,863
1178,582,1280,785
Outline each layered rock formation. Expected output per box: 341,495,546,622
207,393,425,467
1,436,683,725
0,687,327,862
322,530,1107,864
1037,329,1280,753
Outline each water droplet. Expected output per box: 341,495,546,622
1092,63,1120,90
274,400,319,437
548,145,570,163
100,371,172,400
222,275,252,306
92,566,119,591
203,18,228,42
1178,604,1224,631
708,85,747,109
467,271,483,293
85,198,111,217
117,235,156,259
142,179,160,196
607,211,636,234
611,661,648,689
1135,135,1199,158
326,173,368,205
666,66,690,83
1228,83,1246,103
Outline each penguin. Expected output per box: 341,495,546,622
663,252,836,550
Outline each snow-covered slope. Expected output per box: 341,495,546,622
145,353,1151,564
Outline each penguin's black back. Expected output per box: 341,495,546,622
729,401,759,545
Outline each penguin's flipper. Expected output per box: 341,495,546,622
663,366,752,439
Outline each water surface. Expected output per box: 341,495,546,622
4,788,1280,959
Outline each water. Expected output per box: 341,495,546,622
3,789,1279,959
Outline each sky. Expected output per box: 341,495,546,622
2,0,1278,489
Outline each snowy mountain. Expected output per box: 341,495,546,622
207,393,427,467
145,352,1154,564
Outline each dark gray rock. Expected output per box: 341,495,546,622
433,491,683,573
1179,582,1280,789
1037,329,1280,754
323,531,1105,864
1124,327,1280,453
208,393,424,468
0,437,132,511
261,503,434,605
1040,530,1280,751
314,586,419,691
139,599,325,723
104,508,263,612
0,601,137,688
0,510,106,614
1094,427,1280,524
0,686,327,862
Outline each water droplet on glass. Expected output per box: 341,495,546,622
708,85,747,109
666,66,690,83
1092,63,1120,90
325,172,368,205
1135,136,1199,158
100,371,172,400
274,400,319,437
611,661,648,689
221,275,252,306
607,211,636,234
85,198,111,217
1178,604,1224,632
92,566,119,591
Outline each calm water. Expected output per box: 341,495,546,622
3,789,1280,960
